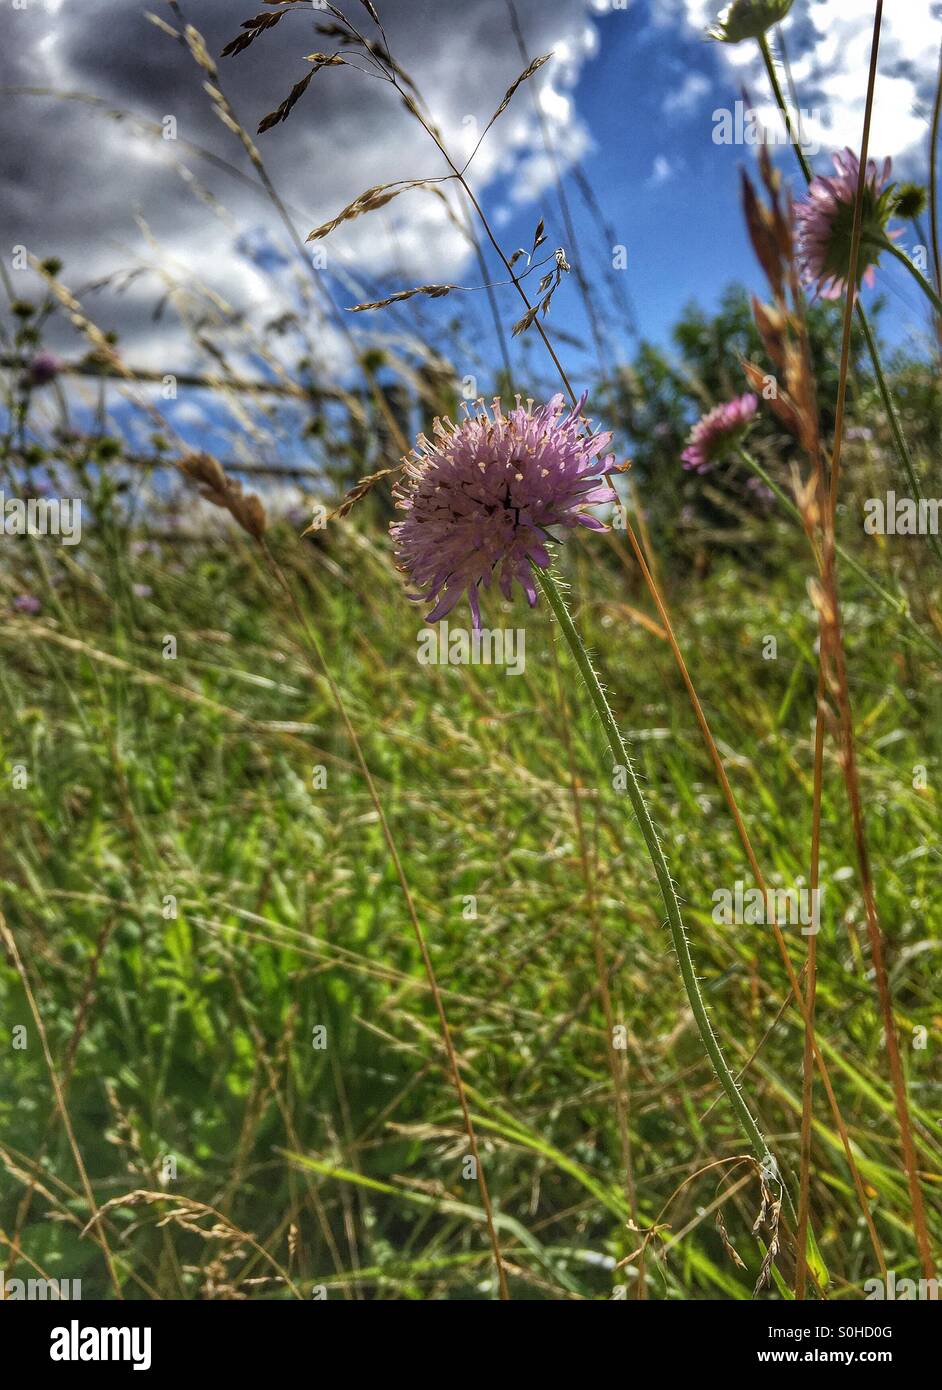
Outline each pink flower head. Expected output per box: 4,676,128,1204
681,393,758,473
794,148,896,300
392,393,617,628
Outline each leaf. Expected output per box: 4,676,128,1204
804,1222,830,1292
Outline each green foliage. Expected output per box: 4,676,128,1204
1,496,939,1299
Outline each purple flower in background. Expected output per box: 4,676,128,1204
794,149,897,301
132,583,153,599
745,476,775,510
392,394,617,627
681,393,758,473
24,351,62,388
12,594,42,615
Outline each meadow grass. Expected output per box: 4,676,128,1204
1,0,940,1306
2,507,938,1299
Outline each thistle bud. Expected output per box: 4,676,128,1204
893,182,929,221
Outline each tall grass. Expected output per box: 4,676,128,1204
1,0,940,1301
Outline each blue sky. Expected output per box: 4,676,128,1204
487,0,942,372
4,0,942,462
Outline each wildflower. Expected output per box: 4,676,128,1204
24,351,61,388
708,0,793,43
745,475,775,509
392,394,617,627
12,594,42,615
794,148,897,300
132,583,153,599
681,393,758,473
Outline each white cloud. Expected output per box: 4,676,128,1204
648,153,678,184
1,0,605,380
664,0,942,166
663,70,711,115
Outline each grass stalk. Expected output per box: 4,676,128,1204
532,562,780,1191
931,35,942,306
766,0,936,1281
875,233,942,316
260,541,511,1300
620,521,885,1283
547,634,638,1230
760,25,942,572
737,446,941,659
0,913,123,1298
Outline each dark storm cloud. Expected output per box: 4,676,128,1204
1,0,599,368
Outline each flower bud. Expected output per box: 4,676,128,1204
708,0,794,44
893,182,928,220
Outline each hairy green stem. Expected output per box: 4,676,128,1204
759,34,813,183
854,309,942,570
533,560,781,1189
872,233,942,318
